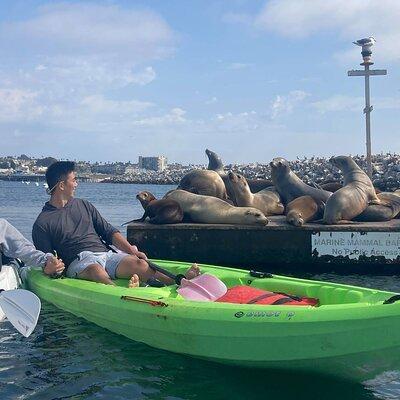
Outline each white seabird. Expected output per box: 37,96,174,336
353,37,376,47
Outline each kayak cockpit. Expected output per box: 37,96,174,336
112,260,394,307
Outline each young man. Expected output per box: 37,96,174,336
0,218,64,275
32,161,199,287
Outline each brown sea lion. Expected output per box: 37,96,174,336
320,181,343,193
122,191,183,225
165,190,269,225
205,149,273,195
323,156,380,224
227,171,284,216
320,181,381,194
354,192,400,222
270,157,332,205
178,169,228,200
285,195,324,227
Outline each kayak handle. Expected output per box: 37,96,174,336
383,295,400,304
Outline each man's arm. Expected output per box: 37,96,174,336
32,220,65,275
111,232,147,259
1,218,49,266
85,200,147,258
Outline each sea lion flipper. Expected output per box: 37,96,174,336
122,212,148,226
369,199,381,206
121,218,136,226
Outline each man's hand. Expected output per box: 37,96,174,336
43,256,65,276
111,232,148,259
128,245,147,260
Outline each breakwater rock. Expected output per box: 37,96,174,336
103,153,400,192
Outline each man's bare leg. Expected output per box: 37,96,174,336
116,257,201,285
78,263,115,285
78,264,140,288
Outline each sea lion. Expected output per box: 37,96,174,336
178,169,228,200
227,171,284,216
319,181,381,194
323,156,380,224
205,149,273,195
353,192,400,222
270,157,332,205
206,148,225,175
165,190,269,225
285,196,324,227
122,191,183,225
320,181,343,193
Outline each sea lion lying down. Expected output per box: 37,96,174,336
177,169,228,200
354,192,400,222
227,171,284,216
165,190,269,225
286,195,324,227
122,191,183,225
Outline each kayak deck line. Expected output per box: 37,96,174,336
121,295,168,307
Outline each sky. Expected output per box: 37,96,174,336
0,0,399,164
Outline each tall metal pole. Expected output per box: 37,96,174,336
348,38,386,179
364,63,372,178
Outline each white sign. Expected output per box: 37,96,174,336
312,232,400,260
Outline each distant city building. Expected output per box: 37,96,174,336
138,156,167,171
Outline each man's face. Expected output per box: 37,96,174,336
60,171,78,198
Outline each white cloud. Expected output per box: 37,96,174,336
252,0,400,63
133,108,187,126
270,90,309,119
0,4,172,137
0,88,43,121
311,95,363,113
81,95,153,116
214,110,260,131
1,3,176,62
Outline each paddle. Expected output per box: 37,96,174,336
0,289,41,337
147,260,227,301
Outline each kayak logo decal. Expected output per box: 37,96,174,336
234,311,244,318
234,311,296,319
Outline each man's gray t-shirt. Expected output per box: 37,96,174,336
32,198,119,267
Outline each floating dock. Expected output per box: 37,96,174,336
127,217,400,274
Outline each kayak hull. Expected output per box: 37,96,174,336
25,260,400,380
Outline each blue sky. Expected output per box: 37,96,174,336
0,0,399,164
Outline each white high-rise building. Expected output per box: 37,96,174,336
138,156,168,171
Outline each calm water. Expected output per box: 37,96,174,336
1,180,400,399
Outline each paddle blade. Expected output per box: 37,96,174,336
0,289,41,337
178,274,227,301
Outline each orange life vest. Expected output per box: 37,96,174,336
216,285,319,306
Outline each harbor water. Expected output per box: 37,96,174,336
1,180,400,399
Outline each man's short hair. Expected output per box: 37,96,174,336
46,161,76,194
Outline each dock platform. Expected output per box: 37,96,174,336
127,216,400,274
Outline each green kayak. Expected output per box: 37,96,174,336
25,260,400,380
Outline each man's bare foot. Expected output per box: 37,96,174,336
128,274,140,288
185,263,201,280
